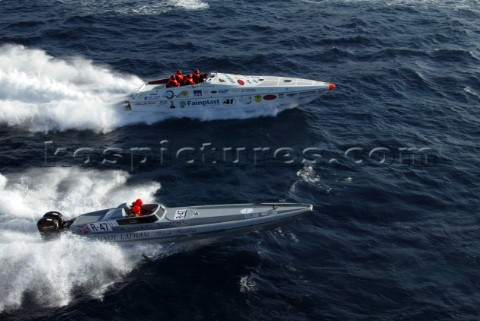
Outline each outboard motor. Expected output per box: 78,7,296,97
37,211,64,240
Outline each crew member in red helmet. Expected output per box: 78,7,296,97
167,75,180,88
130,199,144,216
175,70,184,83
192,68,201,84
131,205,142,216
131,198,143,207
183,74,195,86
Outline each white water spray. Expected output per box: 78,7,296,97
0,44,148,132
56,0,209,15
0,167,161,312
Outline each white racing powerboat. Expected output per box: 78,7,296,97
37,202,313,244
128,72,335,115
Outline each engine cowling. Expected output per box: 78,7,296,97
37,211,64,240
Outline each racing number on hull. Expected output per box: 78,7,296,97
223,98,235,106
89,222,111,232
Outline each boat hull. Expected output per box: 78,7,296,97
128,73,334,116
38,203,313,244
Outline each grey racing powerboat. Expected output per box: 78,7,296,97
37,202,313,244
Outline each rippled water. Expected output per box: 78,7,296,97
1,0,480,320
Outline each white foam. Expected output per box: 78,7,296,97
57,0,209,15
290,164,333,194
0,167,161,312
239,274,257,293
0,44,144,132
464,86,480,100
169,0,209,10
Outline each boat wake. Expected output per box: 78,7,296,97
0,44,147,133
60,0,209,15
0,45,309,133
0,167,163,312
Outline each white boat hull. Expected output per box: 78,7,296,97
129,72,335,116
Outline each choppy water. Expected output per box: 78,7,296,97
1,0,480,320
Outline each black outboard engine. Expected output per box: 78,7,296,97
37,211,65,240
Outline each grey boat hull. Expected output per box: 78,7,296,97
37,203,313,244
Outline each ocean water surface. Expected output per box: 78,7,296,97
1,0,480,320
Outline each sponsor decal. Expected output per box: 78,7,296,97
90,227,198,242
263,94,277,100
245,213,259,219
240,96,252,104
79,224,90,234
193,90,202,96
211,90,217,94
164,90,174,99
93,235,117,241
241,88,255,93
218,89,229,94
143,95,161,101
120,232,150,240
180,90,189,97
255,95,262,103
180,101,186,108
225,74,236,84
134,101,157,106
187,99,220,107
237,79,245,86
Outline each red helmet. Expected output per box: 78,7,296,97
132,205,141,214
176,70,182,74
135,199,143,206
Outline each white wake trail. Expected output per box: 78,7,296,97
0,44,145,132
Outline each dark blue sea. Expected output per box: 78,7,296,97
1,0,480,320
